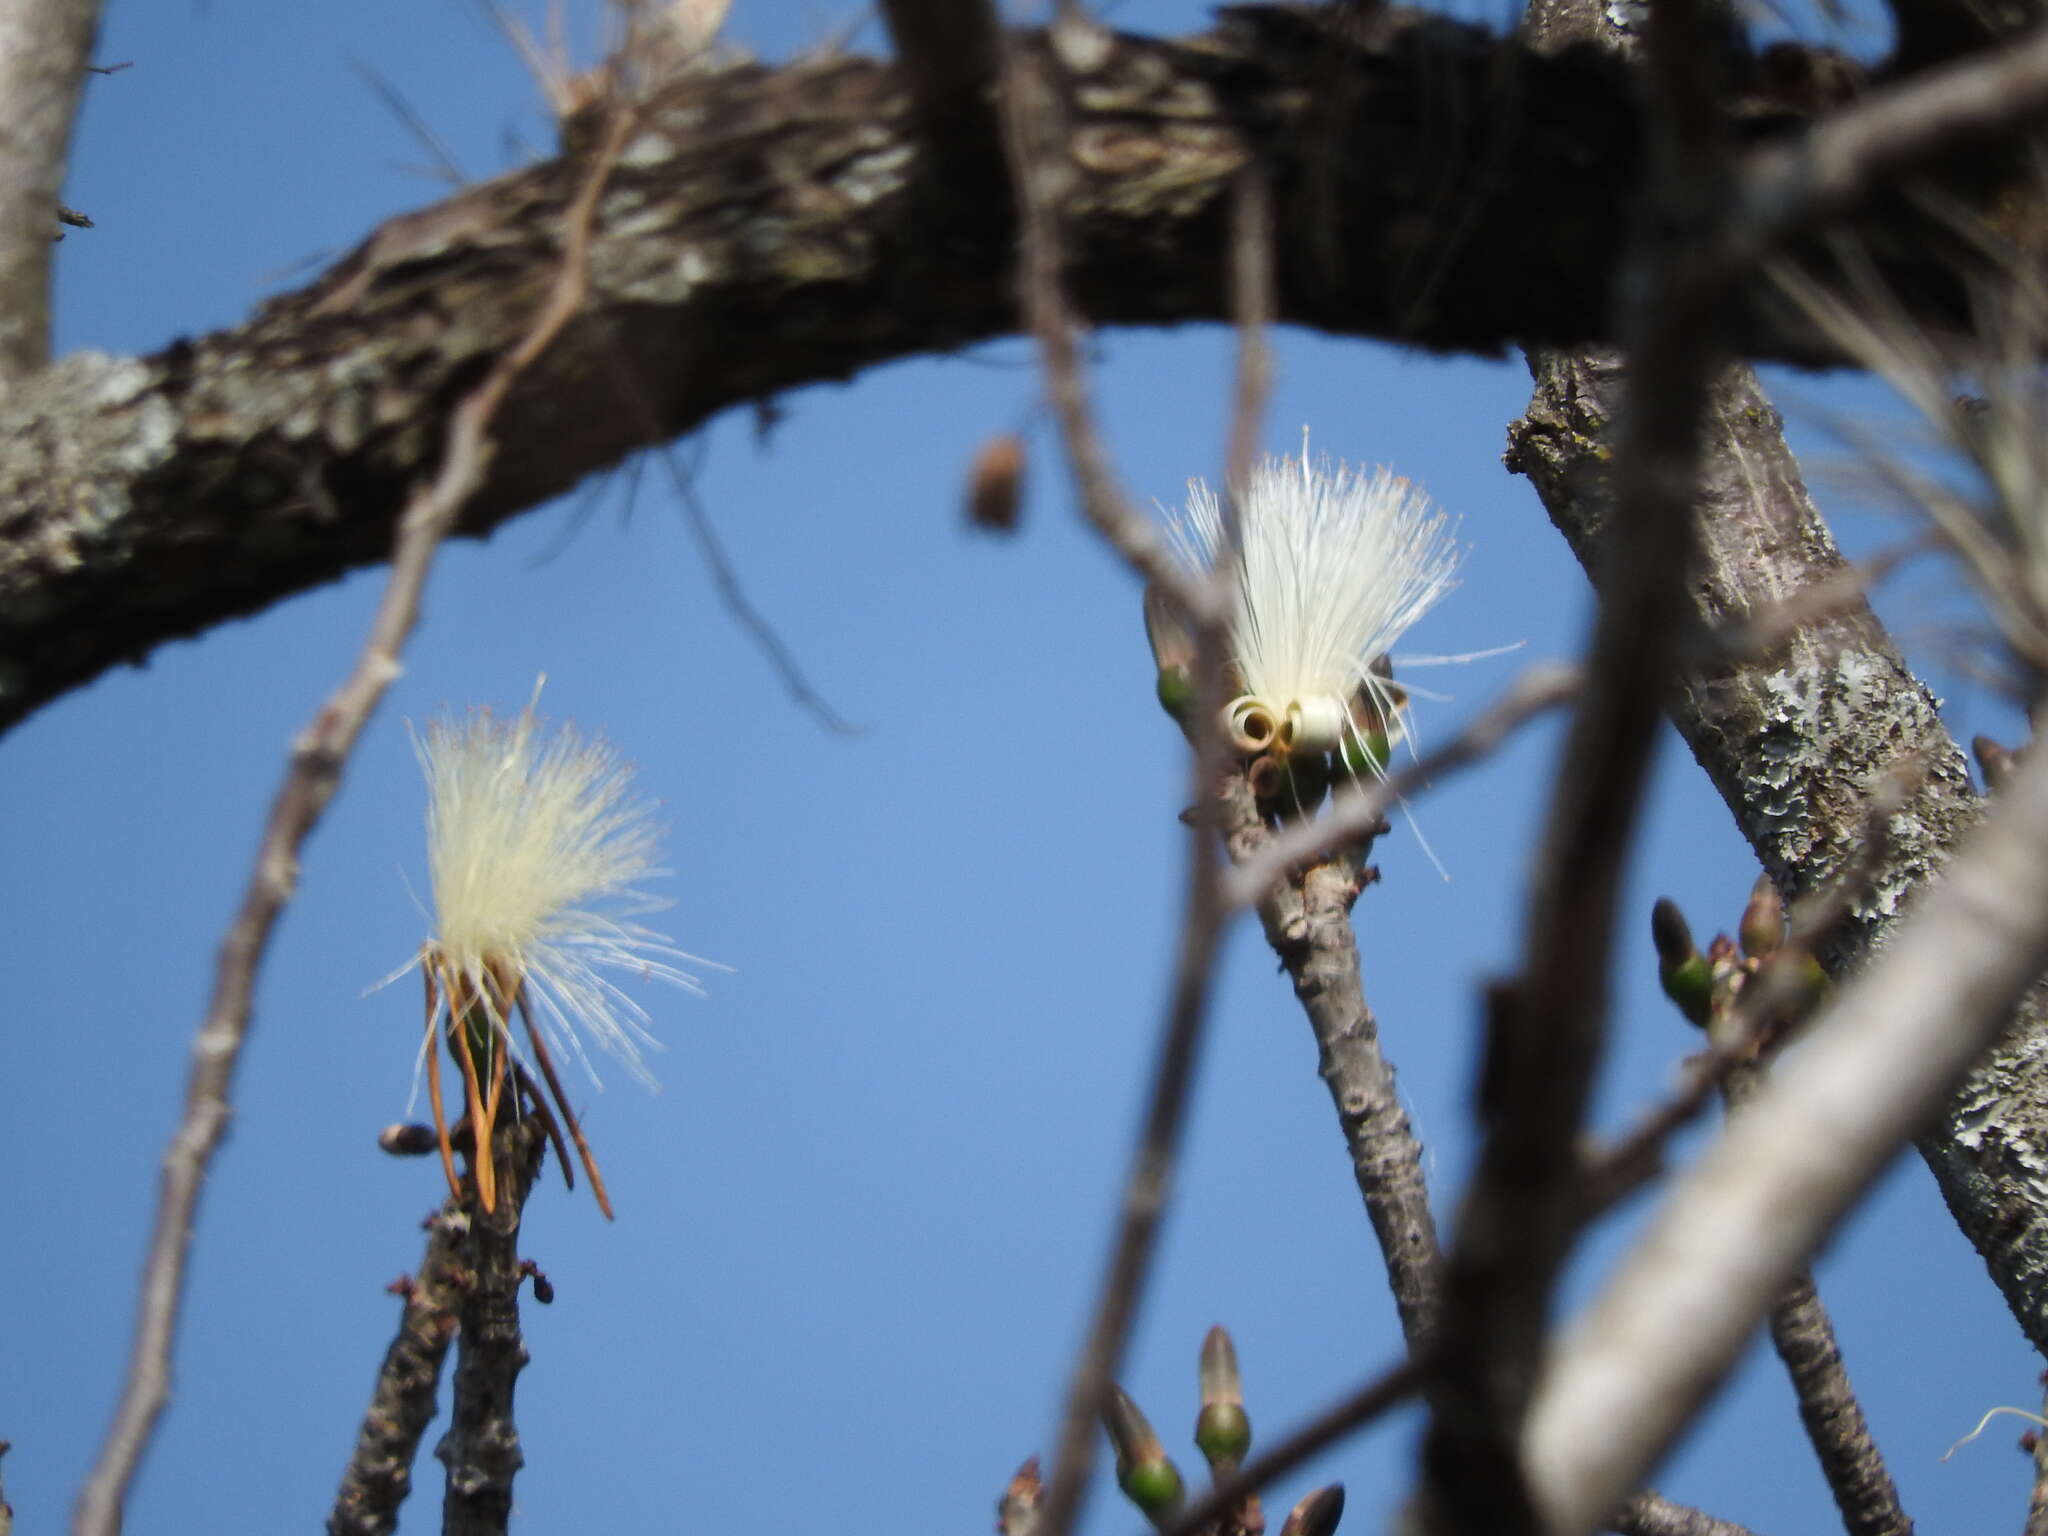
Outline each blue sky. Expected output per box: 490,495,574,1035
0,2,2038,1533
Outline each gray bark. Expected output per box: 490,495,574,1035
1507,353,2048,1359
0,10,2003,739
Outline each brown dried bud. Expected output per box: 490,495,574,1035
1975,735,2017,793
1739,873,1784,961
998,1457,1042,1536
1278,1484,1345,1536
967,435,1026,533
378,1123,441,1157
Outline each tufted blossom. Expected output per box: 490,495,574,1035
1160,440,1462,778
404,691,710,1216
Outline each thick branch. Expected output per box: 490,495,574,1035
1505,355,2048,1362
1,9,2032,740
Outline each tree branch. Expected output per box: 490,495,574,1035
327,1202,470,1536
1609,1491,1766,1536
4,9,2039,742
1759,1267,1911,1536
1507,353,2048,1363
0,0,100,388
69,108,630,1536
1222,773,1446,1349
435,1122,546,1536
1524,738,2048,1536
1724,1058,1910,1536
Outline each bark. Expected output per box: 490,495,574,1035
1507,353,2048,1359
1526,735,2048,1535
0,0,100,384
0,8,2018,740
328,1204,468,1536
1224,777,1445,1350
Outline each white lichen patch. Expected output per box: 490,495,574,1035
1747,649,1959,924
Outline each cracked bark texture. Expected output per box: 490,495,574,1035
436,1123,544,1536
1506,351,2048,1358
328,1202,469,1536
0,7,2018,741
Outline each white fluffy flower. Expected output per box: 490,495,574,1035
1167,442,1461,772
418,698,704,1088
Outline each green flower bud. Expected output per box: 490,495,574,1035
1340,729,1391,778
1156,666,1195,726
1104,1386,1184,1526
1195,1326,1252,1470
1118,1456,1186,1523
1651,899,1711,1028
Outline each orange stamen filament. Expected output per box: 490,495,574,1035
517,993,615,1220
423,961,463,1205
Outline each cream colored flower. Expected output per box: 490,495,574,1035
404,690,710,1216
1165,440,1461,775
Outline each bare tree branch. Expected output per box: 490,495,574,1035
0,0,100,388
1418,0,1741,1508
1222,771,1445,1348
69,106,632,1536
11,12,2048,744
435,1121,547,1536
1758,1266,1911,1536
328,1202,470,1536
1525,739,2048,1536
1609,1491,1766,1536
1004,22,1257,1536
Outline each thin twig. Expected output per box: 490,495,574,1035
1579,762,1920,1219
1758,1267,1912,1536
326,1203,471,1536
71,105,635,1536
1008,59,1261,1536
652,442,862,736
995,22,1210,617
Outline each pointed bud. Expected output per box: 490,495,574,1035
1145,587,1198,729
378,1123,441,1156
1651,899,1711,1028
1195,1326,1253,1471
1975,735,2017,792
1339,725,1393,779
1739,874,1784,960
998,1459,1042,1536
1278,1484,1345,1536
967,435,1026,533
1105,1385,1185,1526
